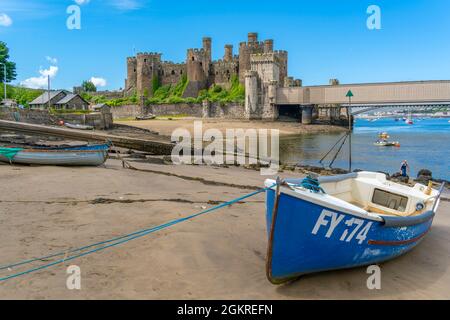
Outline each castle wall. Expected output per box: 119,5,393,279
160,63,186,86
211,59,239,87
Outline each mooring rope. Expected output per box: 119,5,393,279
0,186,270,282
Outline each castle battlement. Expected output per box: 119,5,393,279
273,50,288,55
136,52,162,57
214,59,238,66
245,70,258,78
250,53,280,64
162,61,186,66
187,48,206,54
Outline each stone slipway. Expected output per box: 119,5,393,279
0,119,174,155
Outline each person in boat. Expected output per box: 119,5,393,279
400,160,410,177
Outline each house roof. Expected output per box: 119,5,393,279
29,90,69,105
29,90,88,106
55,93,77,104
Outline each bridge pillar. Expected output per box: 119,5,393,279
301,106,313,124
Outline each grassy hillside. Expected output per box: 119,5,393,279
0,84,44,107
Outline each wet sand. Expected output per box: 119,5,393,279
0,159,449,299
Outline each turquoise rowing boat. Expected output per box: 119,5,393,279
0,143,110,166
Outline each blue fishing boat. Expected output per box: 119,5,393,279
0,143,110,166
265,172,444,284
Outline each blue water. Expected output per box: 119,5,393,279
280,118,450,180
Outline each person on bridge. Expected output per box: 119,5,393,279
400,160,410,177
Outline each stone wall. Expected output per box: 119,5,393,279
0,107,55,125
109,103,245,120
0,107,113,129
110,105,144,120
206,102,245,119
149,103,202,117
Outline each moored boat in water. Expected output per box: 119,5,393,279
374,140,400,147
0,143,110,166
264,172,444,284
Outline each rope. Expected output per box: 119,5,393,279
319,133,347,165
0,186,270,282
297,176,326,194
329,133,349,168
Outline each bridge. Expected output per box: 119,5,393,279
276,80,450,122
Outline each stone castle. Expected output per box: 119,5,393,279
124,32,288,98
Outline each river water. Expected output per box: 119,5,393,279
280,118,450,180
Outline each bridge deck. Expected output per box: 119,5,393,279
276,80,450,105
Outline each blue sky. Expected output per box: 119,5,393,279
1,0,449,90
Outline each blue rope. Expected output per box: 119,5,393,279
0,186,270,282
299,176,326,194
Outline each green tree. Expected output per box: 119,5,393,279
82,80,97,92
0,41,17,83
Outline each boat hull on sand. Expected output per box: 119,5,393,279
265,172,443,284
0,144,110,166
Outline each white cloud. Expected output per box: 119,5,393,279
20,66,59,89
46,56,58,65
109,0,144,11
74,0,91,5
0,13,13,27
90,77,107,87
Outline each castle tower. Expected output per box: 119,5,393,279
239,32,265,83
224,44,233,62
264,39,274,53
185,48,208,97
244,70,258,119
246,53,281,120
248,32,258,44
136,52,161,97
125,57,137,95
202,37,212,75
274,50,288,88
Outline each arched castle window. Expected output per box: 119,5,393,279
171,70,175,75
191,57,195,61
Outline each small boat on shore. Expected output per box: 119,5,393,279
135,114,156,121
0,143,110,166
64,123,94,130
264,172,444,284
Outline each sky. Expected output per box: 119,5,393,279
0,0,449,91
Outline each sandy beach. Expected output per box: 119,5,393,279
115,118,347,137
0,158,449,300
